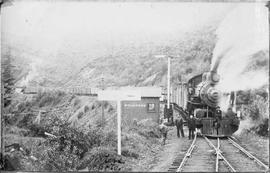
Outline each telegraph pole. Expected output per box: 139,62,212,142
167,56,171,119
101,77,105,126
266,1,270,139
154,55,178,122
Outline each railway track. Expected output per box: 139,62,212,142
168,133,269,172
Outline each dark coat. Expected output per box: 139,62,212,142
175,118,184,129
213,119,221,129
188,118,196,130
225,110,236,118
215,110,222,118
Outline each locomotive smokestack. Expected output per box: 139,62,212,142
202,71,220,84
210,70,220,83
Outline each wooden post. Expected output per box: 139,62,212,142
117,100,121,155
101,78,105,126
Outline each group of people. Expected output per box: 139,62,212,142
159,114,197,145
175,113,199,140
175,114,197,140
159,107,239,145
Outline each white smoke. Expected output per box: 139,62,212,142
216,70,268,93
234,117,253,135
218,93,231,112
211,4,269,94
19,59,43,86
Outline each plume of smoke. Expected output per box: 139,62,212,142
211,3,268,95
234,117,253,135
211,4,268,72
216,70,268,93
218,93,231,112
19,59,43,86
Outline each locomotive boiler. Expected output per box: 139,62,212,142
186,71,240,137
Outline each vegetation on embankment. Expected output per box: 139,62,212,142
233,129,269,165
3,91,163,171
235,86,268,137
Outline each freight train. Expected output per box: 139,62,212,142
167,71,240,137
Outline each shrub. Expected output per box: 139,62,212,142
36,91,66,107
239,91,268,136
73,98,80,107
84,105,89,113
82,147,124,171
252,118,269,137
1,151,23,170
121,148,139,159
77,111,84,119
37,146,80,171
100,130,117,147
134,119,161,139
91,104,95,110
16,113,35,129
108,105,114,112
103,101,109,108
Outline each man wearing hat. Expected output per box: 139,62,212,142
188,115,196,140
175,114,185,138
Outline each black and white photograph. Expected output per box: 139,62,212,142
0,0,269,172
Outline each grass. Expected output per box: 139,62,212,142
3,91,163,171
233,129,269,165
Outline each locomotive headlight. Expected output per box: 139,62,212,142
212,73,220,82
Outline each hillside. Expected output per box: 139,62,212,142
63,26,217,88
3,25,217,89
3,91,163,171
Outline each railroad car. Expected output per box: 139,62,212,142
185,71,240,137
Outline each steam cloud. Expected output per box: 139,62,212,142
211,4,269,94
210,4,269,113
19,59,43,86
210,4,269,134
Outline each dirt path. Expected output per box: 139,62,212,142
149,126,192,172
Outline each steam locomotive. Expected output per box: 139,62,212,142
166,71,240,137
186,71,239,137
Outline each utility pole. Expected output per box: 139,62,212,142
265,1,270,138
154,55,179,123
0,67,3,156
101,77,105,126
167,56,171,112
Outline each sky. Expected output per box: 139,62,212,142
2,1,237,63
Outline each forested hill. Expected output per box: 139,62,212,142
3,25,217,88
63,26,217,88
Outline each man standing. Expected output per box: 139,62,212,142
214,106,222,135
213,118,220,135
215,106,222,119
159,119,169,145
188,115,196,140
226,107,236,117
175,114,185,138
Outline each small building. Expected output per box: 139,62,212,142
121,87,162,123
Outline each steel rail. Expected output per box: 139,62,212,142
176,132,197,172
215,137,220,172
228,137,269,170
204,136,236,172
